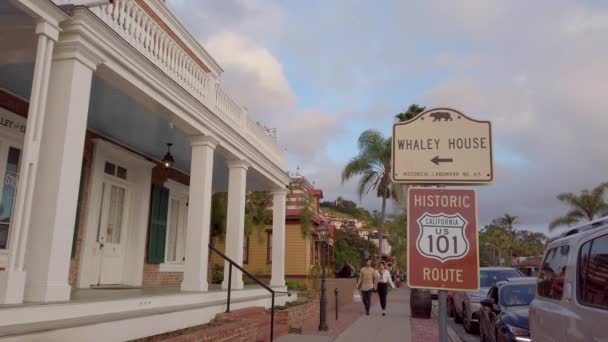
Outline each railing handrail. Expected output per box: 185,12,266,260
89,0,287,170
208,243,278,294
208,243,289,341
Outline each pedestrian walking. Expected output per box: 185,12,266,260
375,261,395,316
357,259,377,315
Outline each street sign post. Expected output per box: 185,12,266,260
392,107,489,342
407,187,480,291
407,187,480,342
392,108,493,184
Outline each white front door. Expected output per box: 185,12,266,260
96,180,130,285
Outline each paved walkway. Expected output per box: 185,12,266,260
333,286,411,342
277,286,439,342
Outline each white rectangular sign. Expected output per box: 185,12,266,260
392,108,493,184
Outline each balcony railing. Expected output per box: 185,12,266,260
88,0,285,168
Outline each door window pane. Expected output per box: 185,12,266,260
116,166,127,180
538,245,570,299
0,147,21,249
166,198,180,262
106,185,125,244
104,162,116,176
579,234,608,309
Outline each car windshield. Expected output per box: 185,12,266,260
479,269,522,287
499,284,536,307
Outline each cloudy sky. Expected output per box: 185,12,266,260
167,0,608,235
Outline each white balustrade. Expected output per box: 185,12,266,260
90,0,284,167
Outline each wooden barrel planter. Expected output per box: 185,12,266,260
410,288,432,318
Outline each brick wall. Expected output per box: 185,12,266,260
275,301,320,330
68,135,95,287
141,264,183,286
133,316,258,342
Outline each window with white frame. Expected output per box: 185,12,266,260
165,197,187,263
163,182,188,266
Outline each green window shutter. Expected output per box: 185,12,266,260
147,184,170,264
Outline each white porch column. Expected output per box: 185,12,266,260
270,189,288,288
221,160,249,290
0,22,58,304
21,38,102,302
181,136,217,292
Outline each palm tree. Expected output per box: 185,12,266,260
395,104,426,122
393,104,426,209
499,214,520,229
342,130,395,256
549,182,608,231
499,213,519,261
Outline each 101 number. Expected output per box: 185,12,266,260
427,234,458,254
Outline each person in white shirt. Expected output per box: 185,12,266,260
375,261,395,316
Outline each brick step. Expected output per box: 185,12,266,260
215,306,266,321
255,321,289,342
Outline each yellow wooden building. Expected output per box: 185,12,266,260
210,175,335,286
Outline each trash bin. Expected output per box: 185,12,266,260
410,288,432,318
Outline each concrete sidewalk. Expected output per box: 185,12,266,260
277,286,413,342
333,286,411,342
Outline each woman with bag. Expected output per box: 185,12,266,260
357,259,377,315
376,261,395,316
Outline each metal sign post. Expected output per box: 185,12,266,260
438,290,448,342
391,108,492,342
407,187,480,341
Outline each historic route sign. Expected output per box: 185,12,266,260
392,108,492,184
407,187,479,291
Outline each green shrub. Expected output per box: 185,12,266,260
243,276,260,285
286,280,308,291
210,264,223,284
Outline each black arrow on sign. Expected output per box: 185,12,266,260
431,156,454,165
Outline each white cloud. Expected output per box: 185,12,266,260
168,0,608,231
204,31,295,115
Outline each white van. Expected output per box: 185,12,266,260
529,217,608,341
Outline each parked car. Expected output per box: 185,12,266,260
479,277,536,342
530,217,608,342
453,267,524,333
430,289,439,300
448,291,455,317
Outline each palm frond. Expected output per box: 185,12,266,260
591,182,608,199
395,104,426,122
557,192,580,206
548,215,580,231
358,169,380,199
341,156,371,182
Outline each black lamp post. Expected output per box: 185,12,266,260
317,223,329,331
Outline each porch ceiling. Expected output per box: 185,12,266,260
0,63,275,192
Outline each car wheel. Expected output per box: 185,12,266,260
453,305,463,323
448,299,454,317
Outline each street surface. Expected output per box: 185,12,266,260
447,316,479,342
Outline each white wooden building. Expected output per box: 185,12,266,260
0,0,293,340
